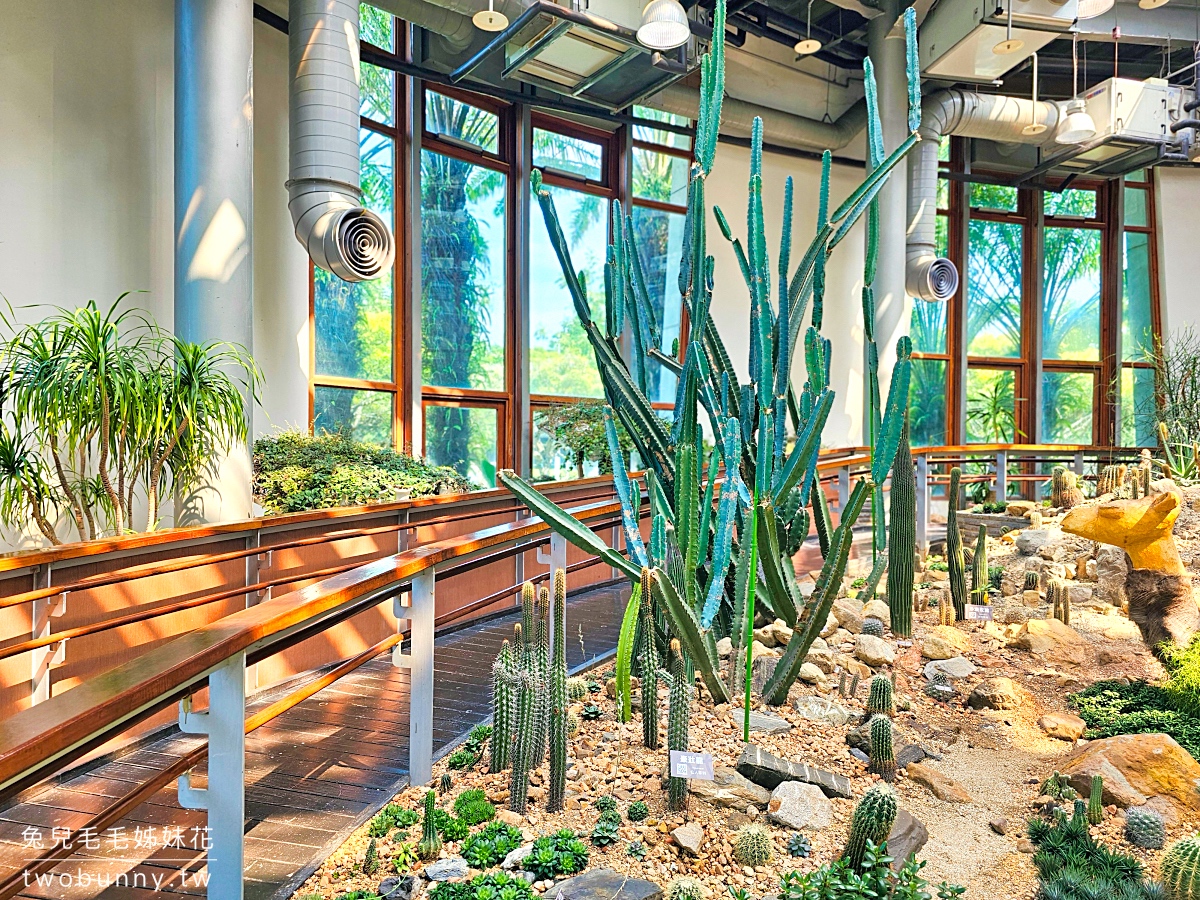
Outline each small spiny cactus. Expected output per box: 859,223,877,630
364,836,379,875
548,570,569,813
639,566,660,751
533,586,551,766
862,618,885,638
971,524,989,605
1052,466,1084,509
509,637,536,814
925,670,954,701
1047,577,1071,626
439,772,453,795
491,637,517,771
868,714,896,782
627,800,649,821
418,790,442,860
843,782,898,872
1028,509,1043,529
849,673,861,698
568,676,588,701
1125,808,1166,849
666,638,690,812
887,419,916,638
1161,834,1200,899
1024,570,1041,592
866,674,896,717
733,824,774,866
665,877,706,900
1088,774,1104,825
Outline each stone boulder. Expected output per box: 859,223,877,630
887,809,929,870
1038,712,1086,741
922,656,976,681
906,762,972,802
855,634,896,667
424,858,469,881
737,744,852,798
748,710,792,735
689,766,772,810
862,599,891,628
832,599,864,634
805,637,835,673
921,634,959,660
1011,618,1086,659
553,869,663,900
793,696,853,727
967,677,1028,711
1095,545,1130,607
672,822,705,856
1060,733,1200,817
1016,530,1051,556
767,781,833,830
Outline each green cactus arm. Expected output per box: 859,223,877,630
809,152,832,333
650,567,730,703
499,470,640,580
811,478,832,558
905,8,922,134
614,581,642,724
698,444,719,561
647,468,673,526
870,337,914,484
699,470,738,629
623,213,661,349
532,171,592,326
603,407,649,569
755,499,799,628
857,549,889,603
695,0,726,175
772,389,835,504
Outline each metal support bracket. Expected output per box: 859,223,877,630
177,771,208,810
392,592,413,669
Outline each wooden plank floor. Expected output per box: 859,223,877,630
0,583,629,900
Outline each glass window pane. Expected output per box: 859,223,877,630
936,176,949,211
970,183,1017,211
1124,185,1148,228
529,185,606,398
361,64,394,124
632,106,691,150
967,220,1022,357
315,130,394,382
1044,189,1096,218
314,386,393,446
631,204,686,405
424,405,498,487
910,299,947,355
1122,231,1155,362
424,91,499,154
908,359,947,446
531,404,601,483
533,128,604,182
1126,168,1148,184
938,135,950,162
966,368,1018,443
1043,227,1100,361
420,149,506,392
1042,371,1094,444
633,148,688,206
1121,366,1157,446
360,3,394,49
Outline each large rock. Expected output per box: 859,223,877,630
793,696,853,727
1038,712,1086,741
672,822,705,856
921,635,959,660
748,710,792,734
1060,733,1200,816
922,656,976,681
767,781,833,830
832,599,864,634
862,599,891,628
424,858,469,881
1011,618,1085,654
805,637,835,673
798,662,825,684
502,845,534,870
906,762,972,803
737,744,852,798
379,876,421,900
855,634,896,667
967,677,1028,711
1016,530,1051,556
887,809,929,870
552,869,663,900
689,766,772,810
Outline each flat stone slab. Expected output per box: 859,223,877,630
767,781,833,830
552,869,663,900
736,744,852,798
749,710,792,734
690,766,772,809
424,857,469,881
888,809,928,870
923,656,977,681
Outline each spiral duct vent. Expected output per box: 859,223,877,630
288,0,395,282
911,256,959,303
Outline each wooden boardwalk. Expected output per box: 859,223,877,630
0,584,629,900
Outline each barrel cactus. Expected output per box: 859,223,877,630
1162,835,1200,899
866,674,895,717
733,824,774,866
1024,570,1040,592
862,618,885,638
666,877,706,900
1052,466,1084,509
1125,809,1166,850
843,782,898,872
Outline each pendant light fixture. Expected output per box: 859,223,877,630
1077,0,1115,20
993,1,1024,55
472,0,508,31
637,0,691,50
1138,0,1169,10
1022,52,1047,135
794,0,822,55
1057,32,1098,144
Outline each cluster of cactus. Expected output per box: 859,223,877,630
862,618,885,638
868,714,896,782
666,876,706,900
866,674,895,717
1124,809,1166,849
843,783,898,872
638,567,660,750
491,638,517,771
509,629,537,814
499,0,926,713
1162,835,1200,898
1099,464,1127,496
838,670,861,699
1052,466,1085,509
733,824,774,866
788,832,812,858
1029,508,1044,529
1048,577,1071,626
1024,569,1041,592
548,571,569,812
1130,466,1145,499
887,419,916,637
418,790,442,860
1042,771,1079,801
666,639,690,812
970,524,989,605
945,467,968,620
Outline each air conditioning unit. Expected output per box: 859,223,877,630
920,0,1077,83
1080,77,1182,140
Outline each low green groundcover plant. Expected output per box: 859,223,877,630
430,872,535,900
253,430,471,513
453,789,496,826
524,829,590,881
1070,679,1200,760
367,802,419,838
461,821,522,868
777,841,963,899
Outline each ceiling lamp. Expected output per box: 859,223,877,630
1138,0,1169,10
1077,0,1114,19
993,2,1024,55
1022,52,1047,135
1057,33,1096,144
472,0,508,31
794,0,823,55
637,0,691,50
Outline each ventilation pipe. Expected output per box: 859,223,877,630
906,89,1064,301
289,0,395,282
369,0,475,52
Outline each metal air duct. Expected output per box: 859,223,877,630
289,0,395,282
906,89,1063,301
371,0,476,51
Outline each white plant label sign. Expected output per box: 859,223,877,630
964,603,994,621
669,751,714,780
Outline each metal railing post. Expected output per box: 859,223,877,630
1073,450,1085,476
30,565,65,706
395,570,435,787
995,450,1008,502
915,453,929,557
177,652,246,900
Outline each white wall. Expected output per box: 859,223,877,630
705,139,869,449
1156,167,1200,335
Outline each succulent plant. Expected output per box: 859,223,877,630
595,795,618,814
971,524,989,605
1029,509,1044,529
1088,775,1104,825
548,570,569,813
946,467,968,620
439,772,453,795
591,817,621,847
788,832,812,858
924,670,954,702
1162,834,1200,900
509,651,536,814
627,800,649,821
627,840,647,859
461,821,522,868
453,788,495,826
866,674,895,717
363,836,379,875
733,824,774,866
418,790,442,860
1124,809,1166,850
887,419,916,637
392,840,419,873
849,673,860,698
534,585,551,767
843,783,898,872
862,618,885,638
568,676,588,701
1024,570,1041,592
581,702,602,720
638,566,660,750
868,714,895,782
524,829,590,881
666,876,707,900
1047,577,1071,626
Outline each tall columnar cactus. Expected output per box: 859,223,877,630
1047,577,1070,626
533,585,551,766
509,630,536,814
1163,835,1200,900
866,674,895,717
868,714,896,782
490,636,517,771
971,524,988,605
1024,570,1040,592
497,0,926,712
1052,466,1084,509
639,567,660,750
419,790,442,860
666,639,690,812
1131,466,1143,499
547,571,569,813
886,419,916,637
843,783,898,872
946,467,968,620
521,582,535,661
1088,774,1104,825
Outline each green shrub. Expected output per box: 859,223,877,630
429,871,535,900
461,821,522,868
253,430,472,513
447,748,478,771
525,829,590,880
368,802,419,838
1070,680,1200,760
534,400,631,480
594,795,617,814
777,840,963,899
453,789,496,826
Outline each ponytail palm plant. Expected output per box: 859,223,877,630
499,1,925,706
0,296,259,544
